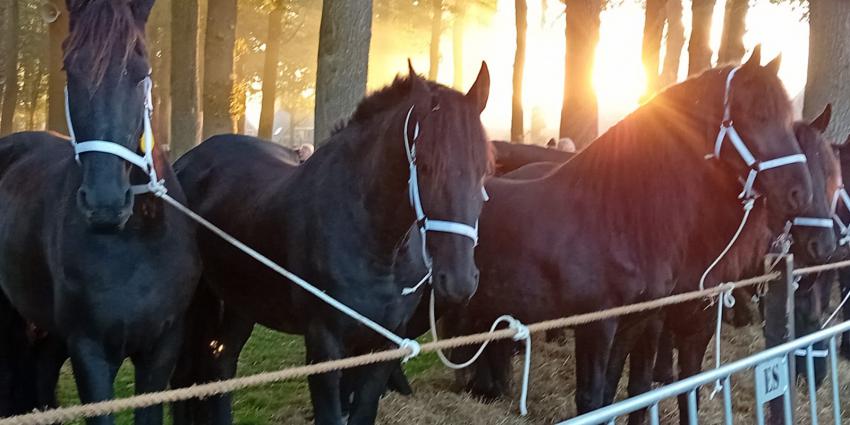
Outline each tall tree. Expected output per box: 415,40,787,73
659,0,684,87
313,0,372,146
202,0,239,139
171,0,201,158
429,0,442,80
511,0,527,142
688,0,716,75
560,0,601,150
641,0,666,97
148,0,172,150
718,0,748,64
452,0,466,89
46,0,68,134
0,0,18,136
804,0,850,140
258,0,284,140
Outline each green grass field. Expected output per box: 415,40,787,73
57,326,439,425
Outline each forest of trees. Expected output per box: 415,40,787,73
0,0,847,158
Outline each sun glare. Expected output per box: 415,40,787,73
247,0,810,142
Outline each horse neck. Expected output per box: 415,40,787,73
324,123,416,270
548,80,748,272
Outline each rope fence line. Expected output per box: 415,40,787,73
1,260,846,425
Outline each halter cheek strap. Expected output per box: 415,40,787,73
713,66,807,200
65,75,164,196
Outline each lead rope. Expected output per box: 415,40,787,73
427,289,531,415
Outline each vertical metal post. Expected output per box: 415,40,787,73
763,254,796,425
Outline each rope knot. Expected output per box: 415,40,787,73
399,339,421,363
504,316,530,342
149,179,167,197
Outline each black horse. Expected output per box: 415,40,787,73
171,64,493,425
0,1,201,425
633,107,840,425
490,140,572,176
439,49,812,415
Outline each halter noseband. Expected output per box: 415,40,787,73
713,66,807,200
65,74,164,196
831,186,850,245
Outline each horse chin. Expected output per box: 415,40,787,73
86,213,131,234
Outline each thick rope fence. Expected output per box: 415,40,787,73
5,259,850,425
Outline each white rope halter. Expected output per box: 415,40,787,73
401,105,488,295
712,66,807,200
65,74,164,196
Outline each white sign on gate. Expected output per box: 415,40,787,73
754,355,789,405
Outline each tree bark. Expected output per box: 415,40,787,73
170,0,200,158
688,0,716,76
258,1,284,141
429,0,442,80
641,0,666,97
46,1,68,134
659,0,684,87
27,62,45,130
0,0,18,136
718,0,748,64
560,0,601,150
511,0,527,142
452,0,466,89
202,0,238,139
804,0,850,141
148,0,171,150
313,0,372,146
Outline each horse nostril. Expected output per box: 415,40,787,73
124,188,134,207
788,187,811,212
77,188,91,212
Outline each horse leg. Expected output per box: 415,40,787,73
305,320,345,425
346,361,396,425
574,318,617,414
133,322,186,425
653,324,675,384
839,268,850,359
68,338,120,425
603,316,647,405
32,334,67,411
626,313,663,425
674,324,713,425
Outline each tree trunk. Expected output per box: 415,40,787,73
46,1,68,134
511,0,527,142
718,0,748,64
27,62,44,130
641,0,666,97
804,0,850,141
429,0,442,80
202,0,238,139
170,0,200,158
560,0,601,150
259,1,283,141
313,0,372,146
659,0,684,87
0,0,18,136
452,0,466,89
148,0,171,150
688,0,716,76
0,0,11,117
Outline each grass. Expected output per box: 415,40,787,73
56,327,441,425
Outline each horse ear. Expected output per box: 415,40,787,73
811,104,832,133
406,59,430,105
465,61,490,113
765,54,782,75
131,0,155,23
743,45,762,70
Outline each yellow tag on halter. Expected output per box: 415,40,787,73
139,134,154,153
